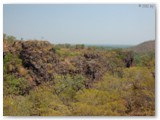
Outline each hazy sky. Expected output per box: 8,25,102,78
3,4,155,45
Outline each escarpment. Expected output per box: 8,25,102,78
4,40,134,88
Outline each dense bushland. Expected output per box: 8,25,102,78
3,34,155,116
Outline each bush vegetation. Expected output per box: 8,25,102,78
3,34,155,116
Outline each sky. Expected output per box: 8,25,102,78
3,4,155,45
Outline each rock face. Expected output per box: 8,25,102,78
4,40,134,87
123,51,134,68
19,41,59,85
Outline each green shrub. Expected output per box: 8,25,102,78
4,74,30,95
54,74,85,104
28,85,71,116
3,95,32,116
72,89,127,116
122,67,155,115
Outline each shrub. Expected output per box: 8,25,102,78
3,95,32,116
28,85,71,116
122,67,155,115
4,74,30,95
72,89,127,115
54,74,85,104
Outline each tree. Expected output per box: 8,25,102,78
71,89,126,116
3,74,30,95
3,95,32,116
54,74,85,104
28,85,71,116
122,67,155,115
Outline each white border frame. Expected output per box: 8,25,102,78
0,0,159,120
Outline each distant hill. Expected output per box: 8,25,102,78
128,40,155,53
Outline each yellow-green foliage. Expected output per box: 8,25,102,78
54,74,85,104
4,85,71,116
4,95,32,116
56,48,82,59
71,102,105,116
4,53,22,74
4,53,30,95
3,36,155,116
3,74,30,95
87,67,154,116
28,85,71,116
122,67,155,115
72,89,126,116
94,73,122,92
3,34,16,44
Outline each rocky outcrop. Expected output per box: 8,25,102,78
4,40,135,87
19,41,59,84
